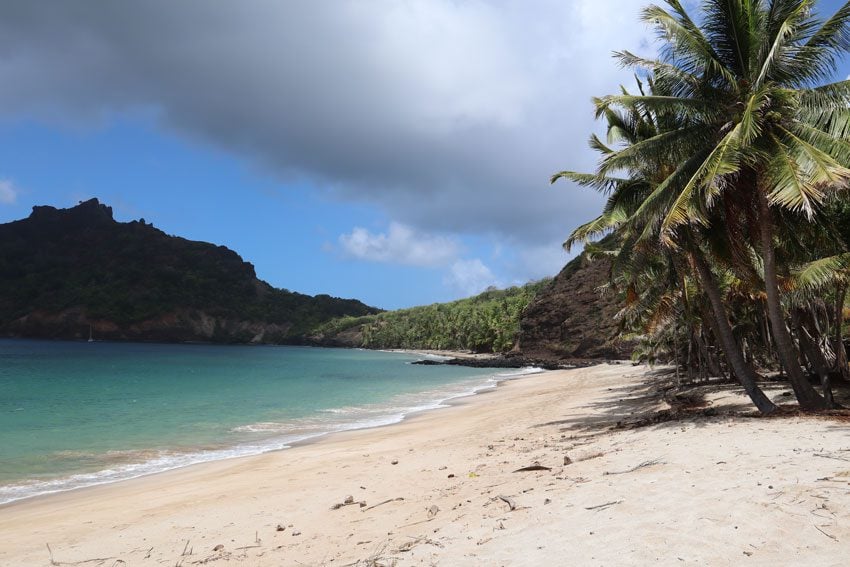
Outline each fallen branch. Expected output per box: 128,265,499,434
44,545,118,567
814,525,839,542
813,453,850,463
362,497,404,512
603,459,663,475
585,500,623,511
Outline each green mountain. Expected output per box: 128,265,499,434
0,199,379,343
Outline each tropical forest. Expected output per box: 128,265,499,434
554,0,850,413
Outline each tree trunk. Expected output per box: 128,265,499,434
699,330,723,378
756,189,826,410
690,247,777,413
833,284,850,382
791,308,836,408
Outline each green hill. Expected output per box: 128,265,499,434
0,199,379,343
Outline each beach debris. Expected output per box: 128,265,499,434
331,495,367,510
427,505,440,519
292,530,301,536
438,466,447,470
544,498,552,505
213,544,225,552
814,525,839,542
564,455,573,466
362,497,405,512
513,462,552,473
603,459,664,476
497,495,517,511
276,524,286,532
396,536,443,553
585,500,623,511
447,473,455,478
391,459,399,465
468,472,479,478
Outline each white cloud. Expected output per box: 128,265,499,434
0,179,18,204
339,222,460,267
445,259,501,297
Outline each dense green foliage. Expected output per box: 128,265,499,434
315,281,550,353
557,0,850,412
0,199,379,340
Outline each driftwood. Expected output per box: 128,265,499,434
585,500,623,511
361,497,404,512
603,459,664,475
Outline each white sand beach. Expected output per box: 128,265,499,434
2,363,849,566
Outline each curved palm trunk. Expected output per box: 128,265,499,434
756,189,826,411
690,248,777,414
791,307,837,408
833,284,850,383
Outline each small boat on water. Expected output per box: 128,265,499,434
88,325,94,343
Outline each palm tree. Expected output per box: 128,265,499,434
554,77,779,413
588,0,850,410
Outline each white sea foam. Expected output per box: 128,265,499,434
0,365,545,506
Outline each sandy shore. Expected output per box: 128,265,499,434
2,364,849,566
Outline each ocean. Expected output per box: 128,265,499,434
0,339,539,505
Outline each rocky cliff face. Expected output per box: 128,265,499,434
518,254,633,360
0,199,380,343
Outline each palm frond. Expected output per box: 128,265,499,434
659,124,743,241
787,252,850,292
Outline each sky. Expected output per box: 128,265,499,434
0,0,848,310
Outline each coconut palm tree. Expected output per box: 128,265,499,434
554,77,780,413
587,0,850,410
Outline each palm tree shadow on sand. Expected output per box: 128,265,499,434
534,368,850,435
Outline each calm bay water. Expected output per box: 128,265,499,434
0,340,535,505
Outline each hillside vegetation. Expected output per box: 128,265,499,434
312,281,549,353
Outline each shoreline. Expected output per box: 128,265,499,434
0,355,542,508
2,363,849,565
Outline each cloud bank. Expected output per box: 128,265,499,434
0,1,652,284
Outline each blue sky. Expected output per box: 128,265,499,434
0,1,848,310
0,115,517,308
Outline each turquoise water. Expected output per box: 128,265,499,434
0,340,537,505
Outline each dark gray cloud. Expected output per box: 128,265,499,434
0,0,650,275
